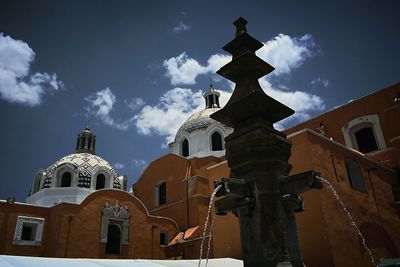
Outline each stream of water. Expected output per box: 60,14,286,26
316,176,377,267
198,184,222,267
197,177,377,267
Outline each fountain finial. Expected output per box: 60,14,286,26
212,17,294,127
233,17,248,37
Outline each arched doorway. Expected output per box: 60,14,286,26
106,224,121,254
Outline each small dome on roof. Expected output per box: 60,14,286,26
170,86,233,158
26,127,126,207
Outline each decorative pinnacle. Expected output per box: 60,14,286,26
234,17,248,37
211,17,294,126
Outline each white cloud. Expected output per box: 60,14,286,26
163,34,314,86
113,162,125,170
163,52,207,85
132,159,147,167
259,78,325,128
311,77,329,88
0,33,63,106
206,54,231,73
173,21,191,33
132,159,148,172
133,87,205,145
257,34,315,76
85,88,129,130
125,97,145,112
163,53,231,86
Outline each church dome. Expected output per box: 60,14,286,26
177,107,222,135
41,153,120,189
169,86,233,158
27,127,126,207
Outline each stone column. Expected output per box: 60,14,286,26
212,17,295,267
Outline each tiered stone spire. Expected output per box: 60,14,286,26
75,126,96,155
212,17,294,127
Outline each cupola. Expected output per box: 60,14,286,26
203,85,221,109
75,126,96,155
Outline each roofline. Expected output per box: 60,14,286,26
287,128,396,173
284,81,400,132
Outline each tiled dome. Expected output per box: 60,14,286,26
41,153,120,189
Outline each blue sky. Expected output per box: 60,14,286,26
0,0,399,201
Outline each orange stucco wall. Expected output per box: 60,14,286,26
286,82,400,169
0,190,177,259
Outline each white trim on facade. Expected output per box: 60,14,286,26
13,216,45,246
341,114,387,153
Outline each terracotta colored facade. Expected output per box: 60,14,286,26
1,83,399,266
0,190,177,259
133,82,400,266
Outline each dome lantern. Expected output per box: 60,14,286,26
75,126,96,155
203,85,221,109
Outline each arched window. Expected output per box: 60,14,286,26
96,173,106,190
106,224,121,254
345,158,366,192
342,115,386,154
354,127,378,153
61,172,72,187
157,181,166,206
211,131,223,151
182,139,189,157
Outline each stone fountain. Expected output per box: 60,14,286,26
211,17,323,267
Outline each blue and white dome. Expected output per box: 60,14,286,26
26,127,127,207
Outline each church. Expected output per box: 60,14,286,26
0,79,399,266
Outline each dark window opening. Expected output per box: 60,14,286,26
345,158,366,192
160,232,169,246
33,177,41,193
21,224,36,241
106,224,121,254
208,95,215,108
211,132,223,151
354,127,378,153
96,174,106,190
158,182,166,205
182,139,189,157
61,172,72,187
